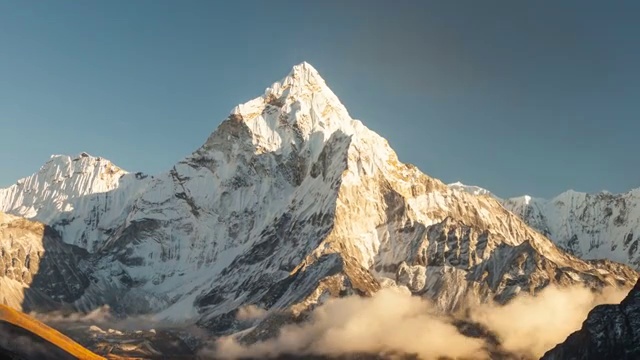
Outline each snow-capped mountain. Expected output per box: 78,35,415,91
447,183,640,269
504,189,640,268
0,63,637,336
542,278,640,360
503,189,640,268
0,153,145,252
448,181,500,200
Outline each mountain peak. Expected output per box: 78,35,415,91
203,62,366,159
447,181,501,200
47,152,112,164
39,153,124,177
261,61,336,104
228,61,345,119
1,152,129,224
287,61,323,82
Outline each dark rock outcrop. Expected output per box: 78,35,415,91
542,279,640,360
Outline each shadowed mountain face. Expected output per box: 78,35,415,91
0,303,104,360
542,279,640,360
0,321,76,360
0,212,90,312
0,64,637,359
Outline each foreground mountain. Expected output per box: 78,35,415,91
542,279,640,360
0,63,637,352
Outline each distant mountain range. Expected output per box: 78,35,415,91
448,183,640,269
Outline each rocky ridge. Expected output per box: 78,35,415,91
542,278,640,359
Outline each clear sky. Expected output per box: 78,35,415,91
1,1,639,198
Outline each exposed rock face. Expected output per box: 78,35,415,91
0,212,89,312
542,279,640,360
0,63,636,337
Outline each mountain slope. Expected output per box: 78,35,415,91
447,183,640,269
542,279,640,360
503,189,640,268
0,212,90,312
0,63,636,336
0,153,146,252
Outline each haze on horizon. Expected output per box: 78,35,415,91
1,0,639,198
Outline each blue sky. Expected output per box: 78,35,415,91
1,1,639,198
